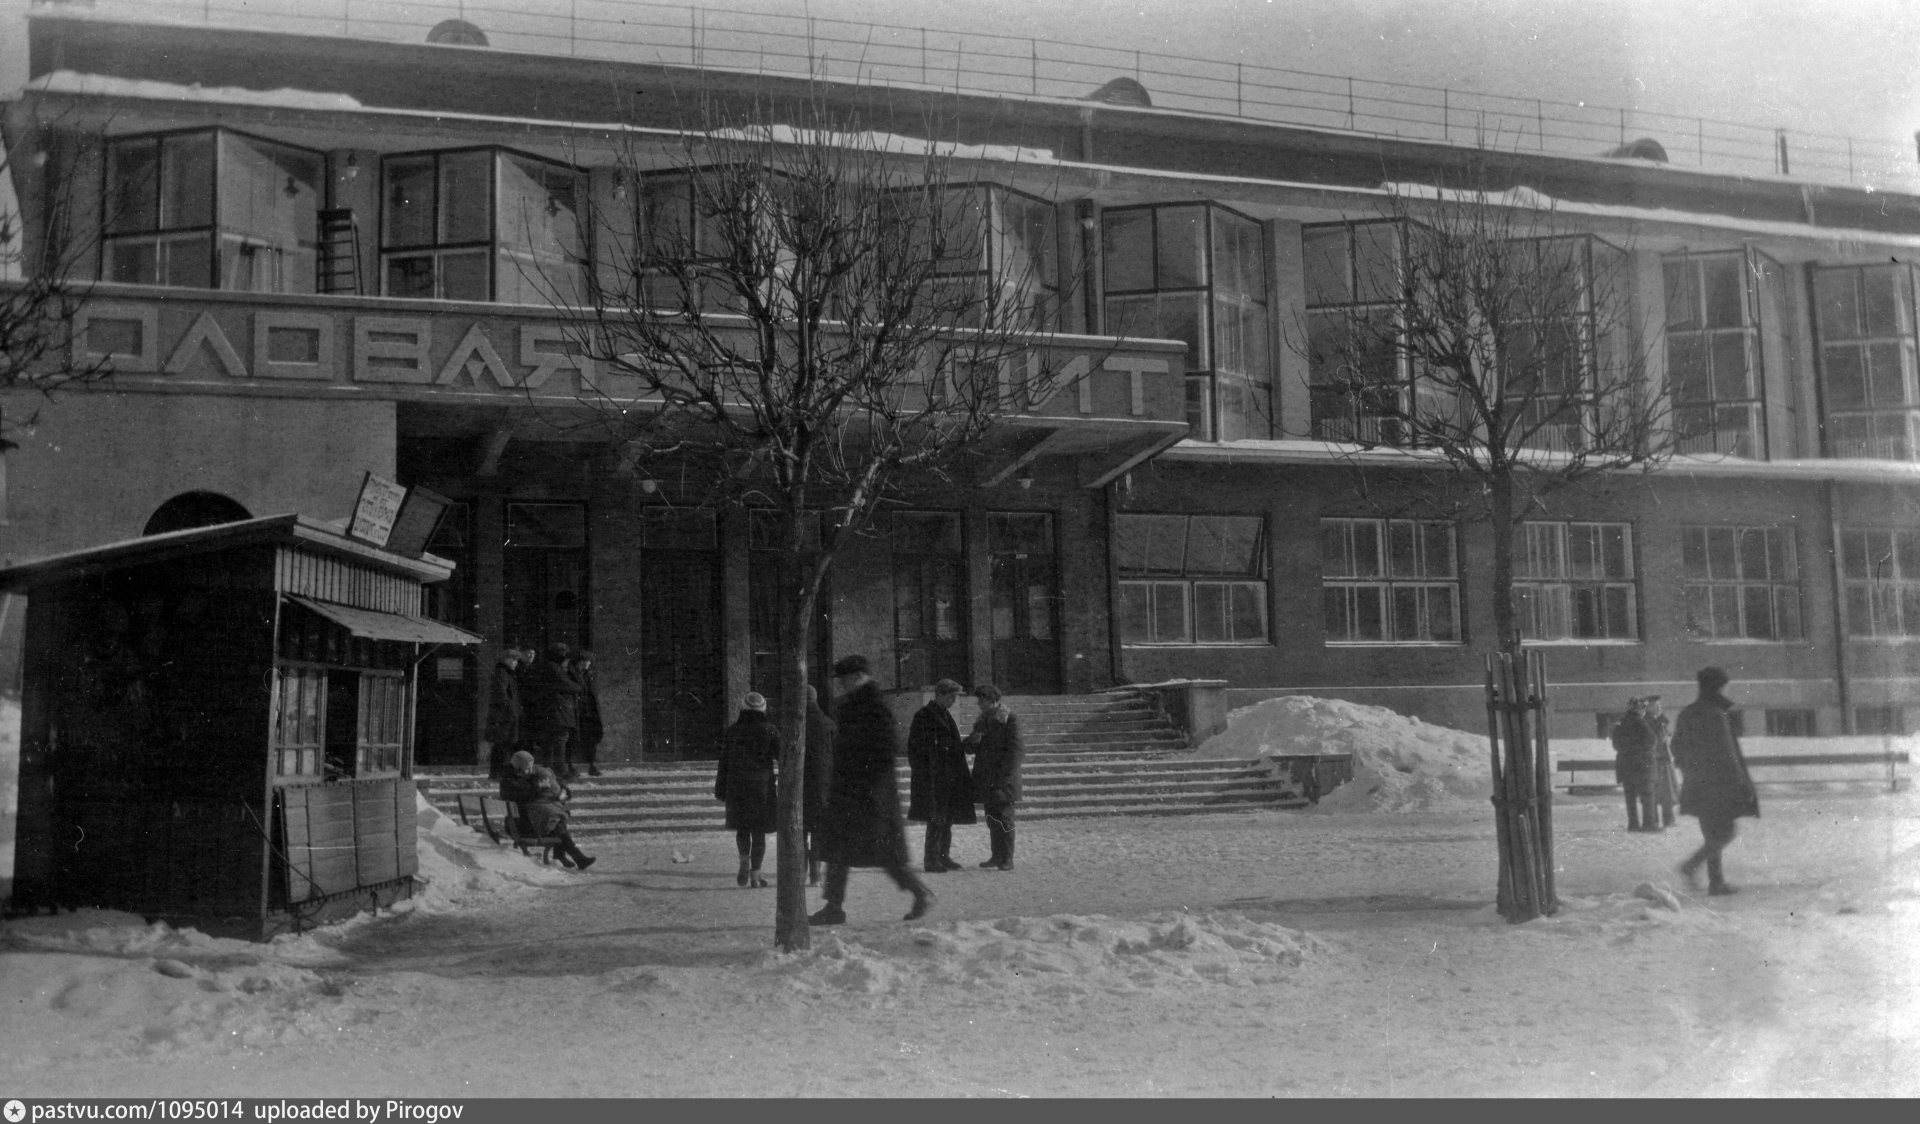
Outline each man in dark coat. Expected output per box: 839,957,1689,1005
803,683,836,887
1671,667,1760,896
1610,697,1660,833
483,645,525,780
524,642,583,778
716,691,780,888
1647,696,1679,828
907,678,975,873
967,683,1024,871
810,655,933,926
499,750,595,870
571,650,605,777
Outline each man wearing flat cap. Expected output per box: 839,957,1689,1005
810,654,934,925
1670,667,1760,895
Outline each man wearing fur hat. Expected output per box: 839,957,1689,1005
810,655,934,925
1671,667,1760,895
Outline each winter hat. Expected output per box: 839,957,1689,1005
831,654,870,677
1696,666,1730,691
546,642,571,661
744,692,768,711
509,750,535,770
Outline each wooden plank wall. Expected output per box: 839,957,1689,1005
275,779,416,906
276,548,417,614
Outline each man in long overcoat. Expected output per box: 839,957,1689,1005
525,642,583,777
907,678,975,873
810,655,933,925
1610,698,1660,832
803,683,836,887
571,650,605,776
483,646,525,779
1671,666,1760,895
967,682,1024,871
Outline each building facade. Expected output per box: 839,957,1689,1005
3,10,1918,761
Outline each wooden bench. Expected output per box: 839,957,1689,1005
454,792,568,864
1558,752,1910,795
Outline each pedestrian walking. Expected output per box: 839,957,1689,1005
1671,667,1760,896
1610,697,1661,832
803,683,835,887
1647,696,1679,828
907,678,975,873
571,650,605,777
483,645,526,780
525,642,583,777
498,750,595,871
967,683,1024,872
716,691,780,888
809,655,934,925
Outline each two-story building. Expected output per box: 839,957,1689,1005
3,7,1917,764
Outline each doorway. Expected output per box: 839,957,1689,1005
988,511,1061,693
639,509,725,759
891,510,968,690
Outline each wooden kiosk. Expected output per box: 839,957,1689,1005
1,513,480,937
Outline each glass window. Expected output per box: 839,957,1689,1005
1116,513,1267,644
1321,518,1461,643
1515,521,1638,641
1304,221,1434,445
1815,264,1920,460
1839,526,1920,637
381,147,585,304
1102,203,1269,441
1681,525,1802,641
1665,251,1773,457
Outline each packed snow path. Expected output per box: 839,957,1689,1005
3,788,1915,1097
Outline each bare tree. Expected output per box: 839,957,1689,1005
1298,175,1672,922
555,98,1068,950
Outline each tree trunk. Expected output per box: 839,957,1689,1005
1489,471,1521,657
771,511,825,953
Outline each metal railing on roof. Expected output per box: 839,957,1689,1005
33,0,1920,193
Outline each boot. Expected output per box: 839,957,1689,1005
808,860,821,887
809,904,847,926
904,886,935,922
737,858,751,888
750,868,770,888
566,842,596,871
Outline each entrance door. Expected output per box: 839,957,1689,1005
989,511,1061,693
639,510,725,759
891,511,968,689
415,502,477,766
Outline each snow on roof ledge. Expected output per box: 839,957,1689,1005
709,124,1055,165
25,70,364,112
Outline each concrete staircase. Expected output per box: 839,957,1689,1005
420,690,1305,837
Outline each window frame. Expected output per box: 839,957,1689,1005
1303,219,1420,446
1812,261,1920,461
1115,512,1270,646
101,126,325,294
1664,248,1779,459
380,145,587,304
1514,520,1640,643
1838,526,1920,639
1680,524,1803,643
1101,202,1271,442
1319,516,1464,646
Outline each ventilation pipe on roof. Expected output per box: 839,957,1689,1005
1605,137,1669,162
1086,77,1152,107
426,19,489,47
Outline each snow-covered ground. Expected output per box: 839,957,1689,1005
1,700,1916,1096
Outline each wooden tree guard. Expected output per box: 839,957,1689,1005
1484,650,1559,922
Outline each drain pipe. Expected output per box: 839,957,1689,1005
1825,478,1853,734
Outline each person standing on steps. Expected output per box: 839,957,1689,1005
907,679,974,874
810,655,934,926
571,650,605,777
1610,697,1661,832
1671,667,1760,896
967,683,1024,871
803,683,836,887
716,692,780,888
525,642,583,778
483,644,525,781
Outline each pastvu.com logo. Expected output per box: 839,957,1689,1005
5,1099,26,1122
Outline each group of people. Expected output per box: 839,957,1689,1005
1612,666,1762,897
713,658,1026,926
484,642,606,874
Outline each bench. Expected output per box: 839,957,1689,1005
454,792,569,864
1557,752,1909,795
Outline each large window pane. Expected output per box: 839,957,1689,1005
160,133,214,229
1155,206,1206,288
105,138,160,235
384,155,437,248
1814,269,1861,339
1302,227,1350,306
438,151,493,244
1352,223,1401,303
1102,209,1155,292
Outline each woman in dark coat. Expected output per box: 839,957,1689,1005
1671,667,1760,895
810,655,932,925
907,678,975,873
571,651,605,777
716,692,780,888
483,646,524,780
803,683,836,887
967,683,1024,871
525,642,583,777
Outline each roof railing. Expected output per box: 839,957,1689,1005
29,0,1920,192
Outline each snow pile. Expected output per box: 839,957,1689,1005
28,71,365,111
757,911,1321,1001
1197,695,1492,812
1464,884,1729,937
410,792,576,912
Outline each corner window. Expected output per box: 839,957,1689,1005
1839,527,1920,637
1304,220,1423,445
1814,264,1919,460
1103,204,1270,441
1320,518,1461,644
1116,513,1268,644
1665,250,1785,458
104,129,321,293
382,148,585,305
1516,521,1638,641
1681,525,1802,641
1501,236,1623,454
